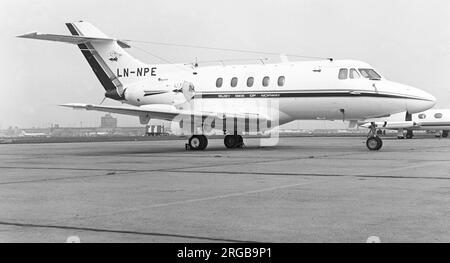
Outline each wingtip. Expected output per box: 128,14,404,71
16,32,38,38
59,103,88,108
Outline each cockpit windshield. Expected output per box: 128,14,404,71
358,69,382,80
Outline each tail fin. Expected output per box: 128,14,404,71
66,21,148,100
19,21,154,100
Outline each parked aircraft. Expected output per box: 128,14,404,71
19,21,436,150
359,109,450,139
20,130,48,137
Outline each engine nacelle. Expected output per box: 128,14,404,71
123,81,195,106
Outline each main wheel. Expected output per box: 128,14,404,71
198,135,208,150
235,135,244,148
366,136,383,151
442,130,449,138
224,135,237,148
189,135,208,150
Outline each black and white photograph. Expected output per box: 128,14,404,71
0,0,449,246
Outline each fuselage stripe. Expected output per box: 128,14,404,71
193,92,430,101
65,23,117,93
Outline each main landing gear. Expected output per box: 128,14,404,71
224,135,244,149
366,122,383,151
186,135,208,150
185,134,245,150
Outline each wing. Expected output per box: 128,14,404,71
62,103,178,121
60,103,271,124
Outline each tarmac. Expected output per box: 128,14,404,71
0,136,449,242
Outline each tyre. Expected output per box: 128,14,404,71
366,136,383,151
236,135,244,148
189,135,207,150
224,135,237,148
198,135,208,150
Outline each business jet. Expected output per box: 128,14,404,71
18,21,436,151
359,109,450,139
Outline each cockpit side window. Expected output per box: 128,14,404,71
358,68,381,80
338,68,348,80
418,114,426,119
349,68,360,79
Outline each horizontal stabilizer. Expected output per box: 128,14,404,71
17,32,131,48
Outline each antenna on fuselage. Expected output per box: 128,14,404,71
186,58,269,67
124,39,334,62
194,57,198,67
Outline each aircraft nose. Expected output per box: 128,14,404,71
406,87,436,113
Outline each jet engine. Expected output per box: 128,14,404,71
123,81,195,106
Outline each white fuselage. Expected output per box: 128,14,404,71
412,109,450,130
367,109,450,131
123,59,436,127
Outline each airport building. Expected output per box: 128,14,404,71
100,114,117,129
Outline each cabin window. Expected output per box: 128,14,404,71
278,76,285,86
216,78,223,88
262,76,270,87
349,68,360,79
418,114,426,119
247,77,254,87
231,77,238,87
338,69,348,80
434,113,443,119
358,68,381,80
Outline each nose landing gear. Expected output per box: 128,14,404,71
366,136,383,151
366,122,383,151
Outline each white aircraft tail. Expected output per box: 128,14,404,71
66,21,148,100
19,21,161,100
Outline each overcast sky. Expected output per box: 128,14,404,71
1,0,449,129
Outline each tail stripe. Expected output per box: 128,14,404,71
65,23,122,97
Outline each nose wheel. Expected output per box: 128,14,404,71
186,135,208,150
366,136,383,151
366,122,383,151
